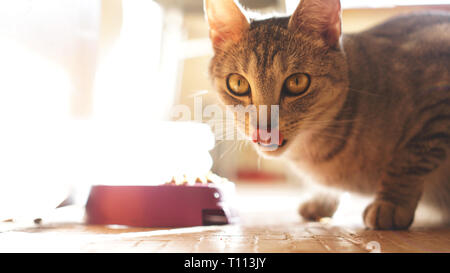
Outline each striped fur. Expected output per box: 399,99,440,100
206,0,450,229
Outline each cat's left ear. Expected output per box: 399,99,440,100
204,0,249,49
288,0,342,49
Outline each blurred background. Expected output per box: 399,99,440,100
0,0,449,221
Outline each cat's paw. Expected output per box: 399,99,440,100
363,200,414,230
299,194,339,221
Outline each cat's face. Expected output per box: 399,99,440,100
206,0,348,157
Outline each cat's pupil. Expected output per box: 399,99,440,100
295,77,299,85
238,79,241,86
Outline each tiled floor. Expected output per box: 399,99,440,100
1,183,449,252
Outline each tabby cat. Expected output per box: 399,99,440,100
205,0,450,229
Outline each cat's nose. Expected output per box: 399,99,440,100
252,127,284,146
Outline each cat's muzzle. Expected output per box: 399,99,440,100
252,128,286,151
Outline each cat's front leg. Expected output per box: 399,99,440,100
363,193,419,230
299,193,340,221
363,126,448,230
363,156,425,230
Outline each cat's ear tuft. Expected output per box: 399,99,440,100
288,0,342,48
204,0,249,49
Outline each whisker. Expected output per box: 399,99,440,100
188,90,209,98
347,87,380,97
312,131,350,140
301,118,360,125
219,141,239,160
212,128,241,140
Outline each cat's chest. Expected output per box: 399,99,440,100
286,139,382,194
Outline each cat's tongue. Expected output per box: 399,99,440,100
252,129,284,146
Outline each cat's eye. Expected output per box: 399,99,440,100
284,73,310,96
226,73,250,96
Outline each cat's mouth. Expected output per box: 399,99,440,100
252,128,287,152
256,139,287,150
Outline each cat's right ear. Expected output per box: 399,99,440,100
204,0,249,49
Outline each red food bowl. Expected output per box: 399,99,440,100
85,182,238,228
